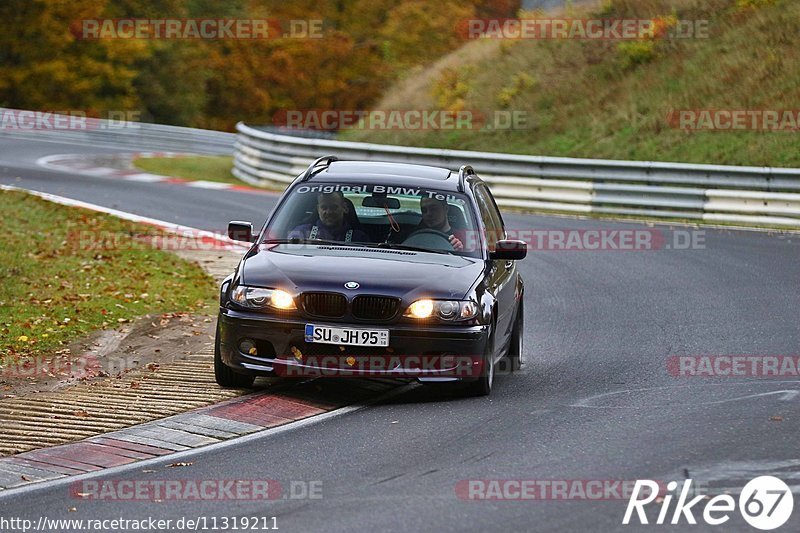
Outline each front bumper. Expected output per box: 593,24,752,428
218,308,490,381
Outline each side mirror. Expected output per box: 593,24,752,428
228,221,254,242
489,239,527,260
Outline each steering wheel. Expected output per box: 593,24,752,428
402,229,454,251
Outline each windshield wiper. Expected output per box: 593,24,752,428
262,238,351,246
365,242,453,255
263,239,453,254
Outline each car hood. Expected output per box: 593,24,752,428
240,244,484,301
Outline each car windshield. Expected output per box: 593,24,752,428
263,182,482,258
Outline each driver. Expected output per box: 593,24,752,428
393,197,465,251
288,192,369,243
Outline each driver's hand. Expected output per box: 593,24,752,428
449,234,464,251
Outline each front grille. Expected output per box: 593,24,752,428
352,296,400,321
302,292,347,318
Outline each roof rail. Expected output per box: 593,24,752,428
300,155,338,182
457,164,475,192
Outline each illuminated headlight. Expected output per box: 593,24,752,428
404,299,478,322
406,299,435,319
231,285,296,310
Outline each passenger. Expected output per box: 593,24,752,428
288,192,369,243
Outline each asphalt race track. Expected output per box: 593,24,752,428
1,133,798,532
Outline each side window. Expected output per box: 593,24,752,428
483,186,506,237
474,185,504,251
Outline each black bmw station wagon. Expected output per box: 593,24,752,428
216,157,526,396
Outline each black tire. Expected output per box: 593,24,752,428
214,321,255,388
464,332,495,397
506,301,523,372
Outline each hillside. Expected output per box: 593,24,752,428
340,0,800,167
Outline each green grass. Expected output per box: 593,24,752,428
134,155,243,185
0,190,217,365
341,0,800,167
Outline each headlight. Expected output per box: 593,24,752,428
406,299,434,319
404,299,478,322
231,285,296,310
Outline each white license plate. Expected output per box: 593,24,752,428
304,324,389,347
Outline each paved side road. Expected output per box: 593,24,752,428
0,136,798,532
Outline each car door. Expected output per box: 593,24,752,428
474,183,516,357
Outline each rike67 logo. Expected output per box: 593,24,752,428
623,476,794,530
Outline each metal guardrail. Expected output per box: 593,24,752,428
4,106,797,228
234,122,800,227
0,107,236,154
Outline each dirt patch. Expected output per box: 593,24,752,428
1,312,218,397
1,248,239,399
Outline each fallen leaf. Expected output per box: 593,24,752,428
770,416,783,422
72,410,90,417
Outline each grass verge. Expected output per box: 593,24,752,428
341,0,800,168
134,155,243,185
0,189,217,365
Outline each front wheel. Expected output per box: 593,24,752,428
214,320,255,388
506,301,523,372
464,339,495,397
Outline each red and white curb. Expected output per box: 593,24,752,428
0,380,414,493
35,152,278,195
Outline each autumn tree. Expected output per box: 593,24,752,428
0,0,149,112
0,0,520,129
